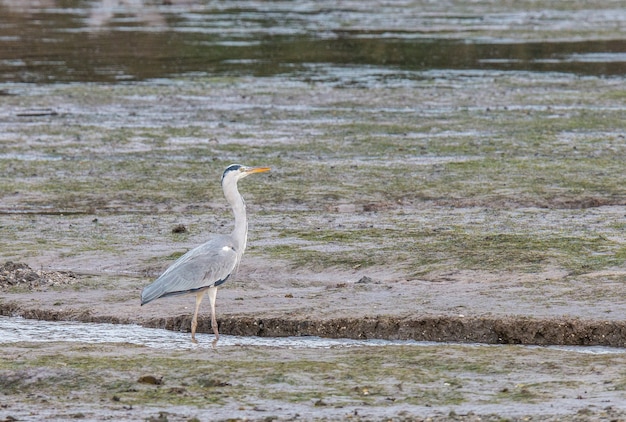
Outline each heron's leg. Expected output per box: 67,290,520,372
191,291,205,344
207,286,219,341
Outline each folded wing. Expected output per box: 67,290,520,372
141,235,238,305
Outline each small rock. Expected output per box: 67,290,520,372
171,224,187,234
356,276,374,284
138,375,163,385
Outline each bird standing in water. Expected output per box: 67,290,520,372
141,164,270,344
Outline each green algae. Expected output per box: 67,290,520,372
1,342,625,414
267,222,624,277
0,5,624,362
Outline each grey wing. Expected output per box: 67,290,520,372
141,236,238,305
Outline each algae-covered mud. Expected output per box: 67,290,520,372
2,334,626,421
1,0,626,420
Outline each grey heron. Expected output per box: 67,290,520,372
141,164,270,343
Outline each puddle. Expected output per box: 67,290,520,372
1,316,624,355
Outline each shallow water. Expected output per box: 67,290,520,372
1,316,624,355
0,1,625,83
0,315,434,349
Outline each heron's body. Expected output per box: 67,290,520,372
140,234,238,303
140,164,270,344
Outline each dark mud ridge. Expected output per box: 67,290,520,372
3,302,626,348
163,315,626,347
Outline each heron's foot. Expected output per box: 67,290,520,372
211,337,219,350
191,334,198,344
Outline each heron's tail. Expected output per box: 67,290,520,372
140,282,164,306
141,280,206,305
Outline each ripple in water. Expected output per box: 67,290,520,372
0,316,425,350
0,316,624,354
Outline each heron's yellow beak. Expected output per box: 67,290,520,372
245,166,271,174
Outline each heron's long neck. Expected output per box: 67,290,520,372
223,181,247,252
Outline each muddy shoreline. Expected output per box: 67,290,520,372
3,260,626,348
3,297,626,348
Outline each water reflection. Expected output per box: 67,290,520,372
87,0,167,28
0,0,55,15
0,2,624,82
1,0,192,26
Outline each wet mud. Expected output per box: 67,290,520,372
4,295,626,348
2,1,626,420
2,262,626,349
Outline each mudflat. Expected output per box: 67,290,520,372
1,1,626,420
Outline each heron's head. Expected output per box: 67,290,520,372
221,164,271,185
